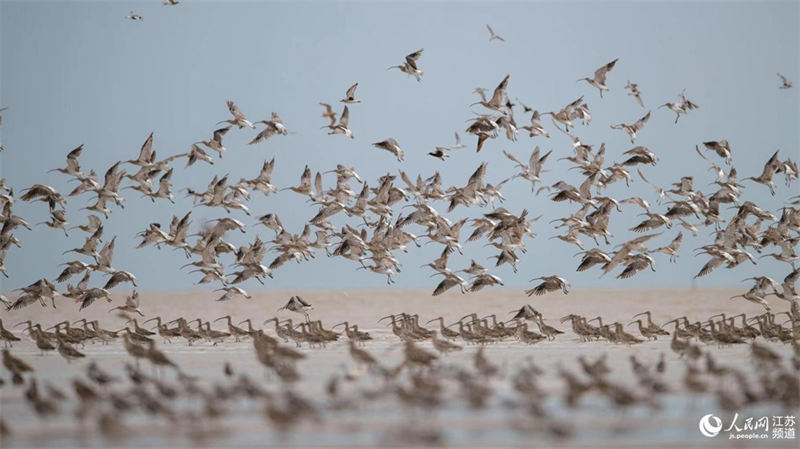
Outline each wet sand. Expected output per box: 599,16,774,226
1,288,797,448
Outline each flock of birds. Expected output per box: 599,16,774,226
0,7,798,446
1,301,798,443
0,53,797,311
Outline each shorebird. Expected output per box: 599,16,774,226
578,58,618,97
616,254,655,279
431,331,463,353
220,100,255,129
521,110,550,138
127,11,143,21
372,138,404,161
471,74,511,113
509,304,541,321
428,148,449,160
625,81,644,107
328,105,353,138
215,287,252,302
2,348,33,375
0,320,21,347
486,24,505,42
660,90,699,124
525,276,570,296
424,317,460,339
347,340,377,367
388,48,424,81
279,296,313,322
730,289,771,311
319,102,337,128
340,83,361,103
777,73,792,89
744,150,782,195
249,113,288,145
610,111,651,143
56,335,86,363
48,145,84,177
535,315,564,340
163,0,180,6
79,288,112,310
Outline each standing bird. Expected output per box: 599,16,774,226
486,24,505,42
578,59,618,97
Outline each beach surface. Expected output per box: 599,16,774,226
1,288,797,448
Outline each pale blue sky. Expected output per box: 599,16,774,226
1,1,797,292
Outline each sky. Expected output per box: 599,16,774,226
0,0,798,294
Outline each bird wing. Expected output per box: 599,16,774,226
345,83,358,99
405,48,424,66
594,58,618,84
213,126,231,142
489,74,510,106
634,111,651,131
339,105,350,127
502,149,523,167
137,133,154,162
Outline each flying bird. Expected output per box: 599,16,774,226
578,58,618,97
340,83,361,104
486,24,505,42
525,276,570,296
372,138,405,161
777,73,792,89
388,48,424,81
625,81,644,107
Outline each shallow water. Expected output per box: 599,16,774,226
1,288,798,448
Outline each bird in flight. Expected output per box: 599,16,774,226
388,49,424,82
625,81,644,107
486,24,505,42
372,138,404,161
777,73,793,89
341,83,361,104
578,59,618,97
